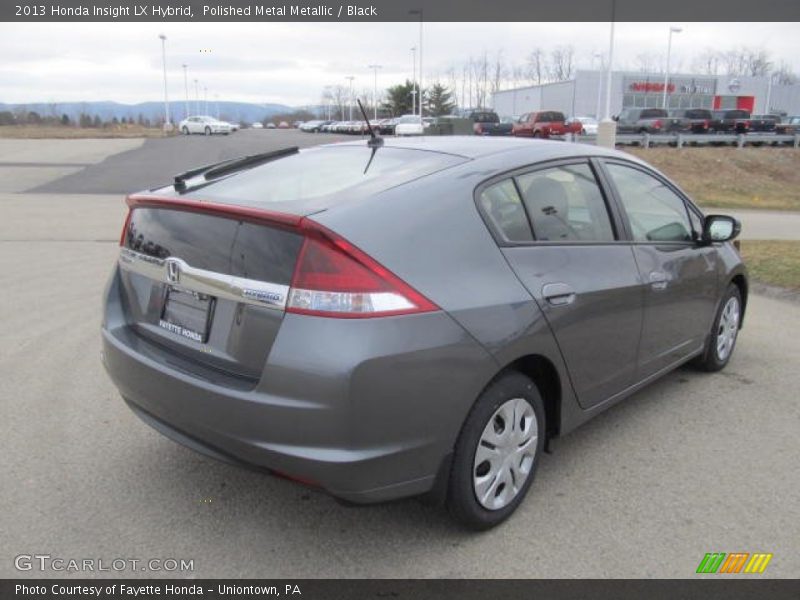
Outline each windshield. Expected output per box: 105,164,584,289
399,115,421,124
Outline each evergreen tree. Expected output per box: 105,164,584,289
426,83,456,116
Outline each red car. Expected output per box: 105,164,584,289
512,111,582,138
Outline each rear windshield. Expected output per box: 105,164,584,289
724,110,750,119
195,146,465,209
472,112,500,123
640,109,668,119
684,109,712,119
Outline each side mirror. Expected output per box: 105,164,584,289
702,215,741,243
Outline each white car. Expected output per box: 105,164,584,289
178,116,232,135
570,116,599,135
395,114,427,136
251,122,264,129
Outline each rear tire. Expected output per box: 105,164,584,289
692,284,742,372
447,372,545,530
182,126,189,135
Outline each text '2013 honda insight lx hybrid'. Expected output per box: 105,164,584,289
102,136,746,529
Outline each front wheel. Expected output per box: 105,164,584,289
447,372,545,530
181,126,189,135
693,284,742,372
204,126,211,136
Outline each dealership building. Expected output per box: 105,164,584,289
491,70,800,118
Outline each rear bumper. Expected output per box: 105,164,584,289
102,272,493,503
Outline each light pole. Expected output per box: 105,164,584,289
765,71,774,114
410,46,417,115
182,64,189,119
158,34,170,128
410,9,423,117
593,52,603,119
662,26,682,109
597,0,617,148
214,94,220,119
368,64,382,120
203,86,208,115
345,76,355,120
194,79,199,115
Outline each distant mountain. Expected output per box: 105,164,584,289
0,100,297,124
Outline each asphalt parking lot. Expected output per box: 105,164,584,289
1,131,799,578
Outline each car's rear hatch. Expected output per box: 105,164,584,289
111,144,465,383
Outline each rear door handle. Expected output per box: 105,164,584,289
542,283,576,306
649,271,668,290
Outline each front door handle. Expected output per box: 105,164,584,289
542,283,576,306
649,271,668,290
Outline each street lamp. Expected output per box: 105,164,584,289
158,34,170,128
345,76,355,120
592,52,603,119
410,9,423,117
368,64,382,121
182,64,189,119
203,85,208,115
194,79,199,115
410,46,417,115
663,26,683,109
597,0,617,149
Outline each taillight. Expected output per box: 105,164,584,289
743,121,750,129
703,120,709,129
286,220,438,318
652,120,662,129
119,208,132,246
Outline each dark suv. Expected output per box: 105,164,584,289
616,108,690,134
669,109,714,134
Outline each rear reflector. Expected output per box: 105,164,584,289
286,221,438,318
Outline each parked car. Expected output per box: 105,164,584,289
669,109,714,134
512,111,582,138
300,120,325,132
277,121,290,129
776,115,800,134
466,110,513,136
251,122,264,129
377,118,398,135
748,114,778,133
709,110,751,134
615,108,690,134
104,137,746,530
178,116,232,136
395,114,426,136
265,123,276,129
568,116,599,135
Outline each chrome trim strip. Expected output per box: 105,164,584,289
118,247,289,310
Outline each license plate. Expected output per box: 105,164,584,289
159,286,214,342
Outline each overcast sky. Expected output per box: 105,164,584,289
0,22,797,106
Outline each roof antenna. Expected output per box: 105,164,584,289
357,98,383,148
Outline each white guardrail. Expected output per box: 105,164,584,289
554,133,800,148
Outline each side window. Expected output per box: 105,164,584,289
516,163,616,242
605,163,692,242
478,179,533,242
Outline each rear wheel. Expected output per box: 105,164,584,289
693,284,742,372
533,131,541,138
447,372,545,530
181,126,189,135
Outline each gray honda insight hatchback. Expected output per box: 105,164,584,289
102,137,746,529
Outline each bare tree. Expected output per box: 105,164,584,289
691,49,721,75
526,48,546,85
490,50,506,95
774,60,798,85
634,52,661,74
549,45,575,81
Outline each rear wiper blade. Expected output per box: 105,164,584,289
173,146,299,192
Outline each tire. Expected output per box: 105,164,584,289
447,371,545,530
692,283,742,372
204,126,211,136
533,131,541,138
181,126,189,135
